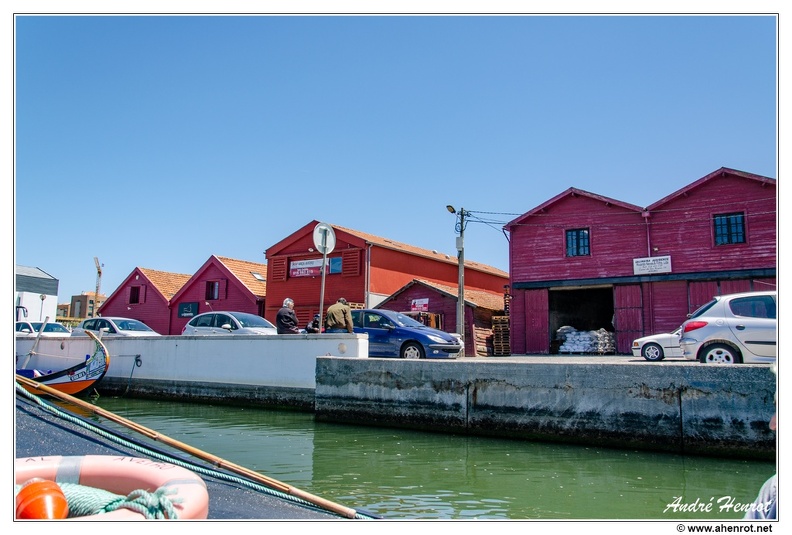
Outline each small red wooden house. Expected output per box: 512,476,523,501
376,278,507,356
98,267,191,335
505,167,776,354
264,221,510,336
167,256,269,335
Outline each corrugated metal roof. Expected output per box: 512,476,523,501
15,265,57,280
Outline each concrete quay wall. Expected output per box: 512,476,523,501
18,336,775,459
17,334,368,410
314,356,777,460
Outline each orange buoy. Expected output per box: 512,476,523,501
15,478,69,519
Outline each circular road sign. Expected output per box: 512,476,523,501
313,223,336,255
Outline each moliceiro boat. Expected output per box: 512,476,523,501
16,330,109,396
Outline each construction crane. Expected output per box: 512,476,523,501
93,257,102,317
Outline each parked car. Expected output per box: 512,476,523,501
631,328,683,361
350,309,462,359
181,311,277,336
15,321,72,337
679,291,776,364
72,317,160,337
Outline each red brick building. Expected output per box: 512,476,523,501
505,168,776,354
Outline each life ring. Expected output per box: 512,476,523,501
15,455,209,520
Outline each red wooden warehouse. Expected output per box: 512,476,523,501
98,267,191,335
264,221,510,349
505,167,777,354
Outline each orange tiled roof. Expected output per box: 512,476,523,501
332,224,509,278
216,256,268,298
412,279,506,310
138,268,191,299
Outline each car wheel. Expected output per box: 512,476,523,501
699,343,743,364
401,342,425,359
641,343,665,361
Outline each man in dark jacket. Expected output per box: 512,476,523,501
276,298,300,334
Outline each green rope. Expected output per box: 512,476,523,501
15,482,181,519
16,384,378,519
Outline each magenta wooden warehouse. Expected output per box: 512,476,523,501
504,167,777,355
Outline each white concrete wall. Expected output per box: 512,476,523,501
16,334,368,389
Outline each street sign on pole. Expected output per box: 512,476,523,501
313,223,336,255
313,223,336,327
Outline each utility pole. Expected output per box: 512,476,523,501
446,205,466,356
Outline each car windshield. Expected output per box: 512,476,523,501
31,323,70,333
381,311,425,328
230,312,275,329
115,319,154,332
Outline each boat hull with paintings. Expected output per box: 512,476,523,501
16,330,109,396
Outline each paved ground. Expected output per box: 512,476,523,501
464,354,695,365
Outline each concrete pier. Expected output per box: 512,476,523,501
313,356,776,460
17,336,775,460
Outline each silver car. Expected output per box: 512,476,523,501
631,328,683,361
181,311,277,336
679,291,776,364
72,317,160,337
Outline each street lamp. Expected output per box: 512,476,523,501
447,205,467,356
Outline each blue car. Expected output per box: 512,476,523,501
351,309,462,359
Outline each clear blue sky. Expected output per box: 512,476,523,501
11,9,780,304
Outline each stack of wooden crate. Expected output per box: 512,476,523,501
492,316,510,356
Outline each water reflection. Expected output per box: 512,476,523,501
94,397,774,520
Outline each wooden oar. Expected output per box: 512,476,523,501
15,375,361,519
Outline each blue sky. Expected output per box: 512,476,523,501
11,8,780,304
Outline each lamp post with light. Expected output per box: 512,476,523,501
446,205,467,356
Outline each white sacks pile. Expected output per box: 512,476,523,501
556,326,616,354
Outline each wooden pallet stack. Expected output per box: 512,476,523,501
492,316,510,356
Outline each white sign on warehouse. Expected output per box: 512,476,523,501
633,255,672,275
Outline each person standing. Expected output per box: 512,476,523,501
305,314,322,333
276,298,300,334
325,297,354,333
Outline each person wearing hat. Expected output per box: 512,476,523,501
324,297,354,333
305,314,322,334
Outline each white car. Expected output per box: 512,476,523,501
181,311,277,336
631,328,682,361
72,317,160,337
679,291,776,364
15,321,72,337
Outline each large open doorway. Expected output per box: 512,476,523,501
548,287,614,353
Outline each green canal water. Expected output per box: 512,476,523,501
92,396,775,521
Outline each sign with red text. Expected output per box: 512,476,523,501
411,298,429,312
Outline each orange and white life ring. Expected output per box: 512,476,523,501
15,455,209,520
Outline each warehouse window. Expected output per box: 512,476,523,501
205,281,220,300
714,212,745,245
566,228,590,256
129,286,140,304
